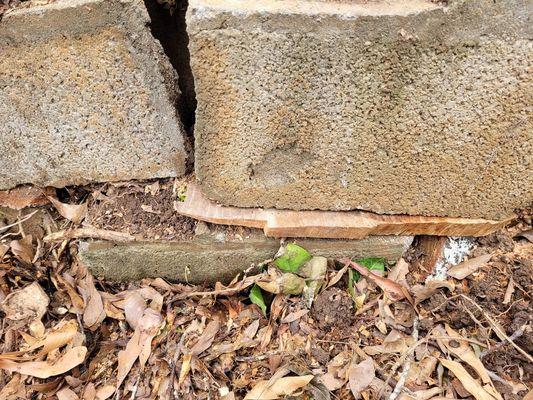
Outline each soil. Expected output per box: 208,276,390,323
85,179,197,241
311,287,356,333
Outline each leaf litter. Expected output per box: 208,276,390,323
0,185,531,399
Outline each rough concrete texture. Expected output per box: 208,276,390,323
79,224,413,283
0,0,187,190
189,0,533,220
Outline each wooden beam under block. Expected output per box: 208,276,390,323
174,184,512,239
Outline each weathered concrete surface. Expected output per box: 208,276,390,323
79,224,413,283
189,0,533,220
0,0,187,190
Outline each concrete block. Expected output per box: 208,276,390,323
79,224,413,283
189,0,533,220
0,0,187,190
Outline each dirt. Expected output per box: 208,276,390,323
419,225,533,395
85,179,198,241
311,287,356,333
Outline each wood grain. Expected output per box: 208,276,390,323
174,184,513,239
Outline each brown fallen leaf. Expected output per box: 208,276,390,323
48,196,87,224
244,375,314,400
124,291,146,329
0,186,53,209
191,318,220,356
397,386,442,400
57,387,79,400
447,254,492,280
80,273,106,330
348,358,375,398
0,346,87,378
95,385,115,400
438,325,491,384
116,308,162,391
0,281,49,322
0,319,78,360
340,258,407,301
516,230,533,243
280,309,309,324
439,359,497,400
411,280,455,304
503,277,514,304
10,235,34,264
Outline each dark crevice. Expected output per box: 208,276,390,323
143,0,196,171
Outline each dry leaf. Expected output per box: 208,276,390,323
57,387,79,400
0,319,78,360
398,386,441,400
81,274,106,330
412,280,454,304
0,346,87,378
348,358,375,398
95,385,115,400
244,375,314,400
388,258,410,288
280,309,309,324
10,235,34,264
116,308,162,390
440,359,497,400
191,318,220,356
48,196,87,224
440,325,491,384
503,277,514,304
341,259,407,301
0,281,49,322
124,291,146,329
448,254,492,279
0,186,53,209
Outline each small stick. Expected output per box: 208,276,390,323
44,227,135,242
388,317,419,400
480,323,530,358
459,295,533,363
0,210,39,234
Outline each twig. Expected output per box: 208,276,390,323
480,323,530,358
388,317,419,400
0,210,39,234
459,295,533,363
44,227,135,242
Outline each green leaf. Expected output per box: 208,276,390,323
357,257,385,272
348,269,356,300
249,284,267,316
274,243,312,273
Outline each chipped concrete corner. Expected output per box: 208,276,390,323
0,0,188,190
188,0,533,220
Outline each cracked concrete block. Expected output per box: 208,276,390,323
189,0,532,220
79,226,413,283
0,0,187,190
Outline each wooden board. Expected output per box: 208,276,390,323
174,184,513,239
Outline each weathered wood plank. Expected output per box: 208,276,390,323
174,184,512,239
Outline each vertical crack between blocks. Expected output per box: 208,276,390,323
144,0,196,173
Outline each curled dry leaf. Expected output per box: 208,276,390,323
244,375,314,400
124,291,146,329
56,387,79,400
191,318,220,356
95,385,115,400
440,359,497,400
438,324,491,384
10,235,34,264
48,196,88,224
81,273,106,330
116,308,163,391
340,258,407,301
0,346,87,378
0,281,49,322
348,358,375,398
411,280,455,304
447,254,492,280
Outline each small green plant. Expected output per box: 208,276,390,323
249,284,267,316
274,243,312,273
